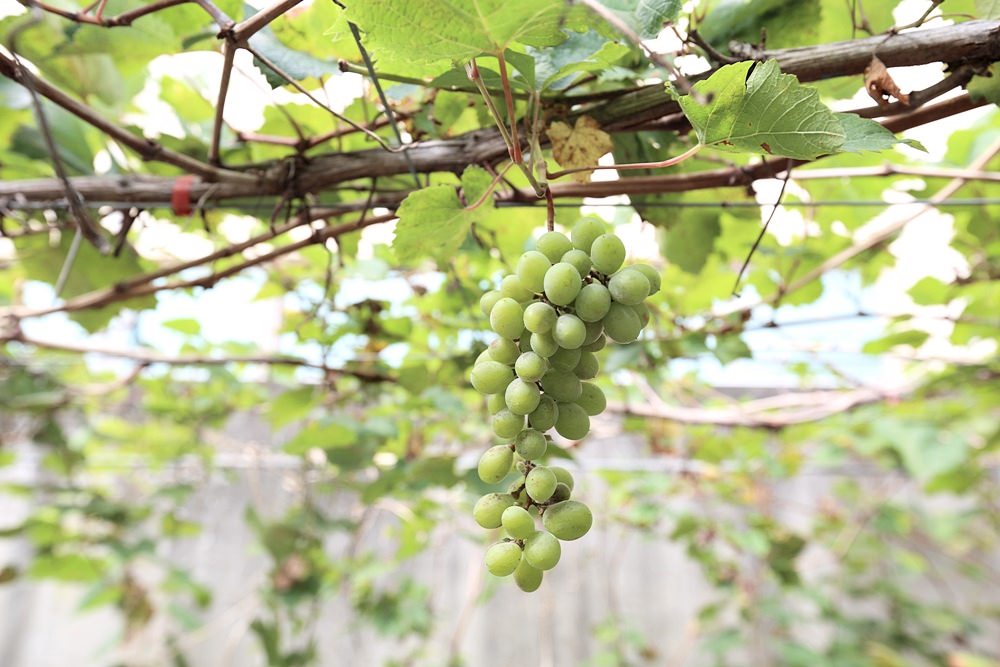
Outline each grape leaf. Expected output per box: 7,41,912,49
976,0,1000,18
346,0,569,65
677,60,845,159
590,0,683,39
969,64,1000,105
836,113,926,153
546,116,614,182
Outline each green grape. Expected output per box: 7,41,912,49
540,371,582,402
530,332,559,358
515,429,547,459
561,248,592,277
602,302,642,343
502,506,536,539
475,349,492,366
549,346,581,372
608,267,650,306
555,402,590,440
553,313,586,349
485,541,522,577
480,290,502,316
581,333,606,352
571,217,606,252
574,283,611,322
535,231,573,264
523,531,561,570
583,320,604,345
590,233,626,275
501,274,534,302
631,263,661,294
505,378,541,415
473,493,517,529
516,250,552,294
488,337,519,365
514,559,543,592
493,409,524,438
543,262,582,306
470,361,514,395
523,301,557,334
550,466,575,491
490,298,524,340
487,393,506,414
525,466,558,502
551,482,571,503
574,351,599,380
528,396,559,431
478,445,514,483
543,500,593,541
577,382,607,416
515,351,547,382
631,302,650,328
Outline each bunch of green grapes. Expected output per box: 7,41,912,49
469,217,661,591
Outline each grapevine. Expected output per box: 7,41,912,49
470,217,661,590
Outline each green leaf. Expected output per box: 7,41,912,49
969,64,1000,105
590,0,683,39
862,329,930,353
836,112,926,153
660,213,720,273
976,0,1000,18
162,318,201,335
909,276,950,306
347,0,569,65
677,60,846,159
284,420,357,455
699,0,822,50
249,27,336,87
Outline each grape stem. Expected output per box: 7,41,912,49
546,143,704,181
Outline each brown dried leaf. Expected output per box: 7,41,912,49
546,116,613,182
864,56,910,106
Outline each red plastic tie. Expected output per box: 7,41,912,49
171,175,197,216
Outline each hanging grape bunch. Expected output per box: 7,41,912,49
470,217,661,591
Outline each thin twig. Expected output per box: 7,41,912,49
547,143,703,181
732,163,792,296
229,0,302,44
209,41,236,165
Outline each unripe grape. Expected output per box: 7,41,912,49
553,313,586,349
551,482,571,503
515,351,547,382
475,349,492,366
523,531,561,570
493,409,524,438
502,506,535,540
478,445,514,483
523,301,557,334
485,541,522,577
571,217,606,252
542,500,593,541
480,290,502,316
526,466,558,502
535,231,573,264
530,332,559,358
602,302,642,343
488,337,519,365
540,371,582,402
574,351,599,380
574,283,611,322
515,429,547,459
543,262,582,306
473,493,517,529
488,395,507,417
516,250,551,294
490,298,524,340
631,263,661,294
501,274,534,302
514,559,543,592
555,402,590,440
590,233,626,275
631,302,650,328
550,466,575,491
471,361,514,395
583,320,604,345
561,248,592,277
577,382,606,416
505,378,541,415
549,346,581,372
528,396,559,431
608,267,649,306
581,333,606,352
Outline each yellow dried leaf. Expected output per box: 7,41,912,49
546,116,613,182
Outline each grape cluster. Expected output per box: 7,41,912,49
470,217,660,591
